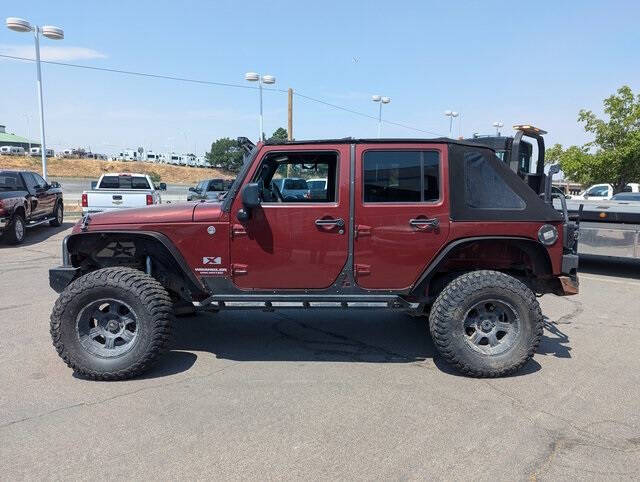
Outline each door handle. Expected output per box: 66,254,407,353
409,218,440,229
315,218,345,228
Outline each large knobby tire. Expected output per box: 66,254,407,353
429,270,543,377
5,213,26,244
50,202,63,227
50,267,173,380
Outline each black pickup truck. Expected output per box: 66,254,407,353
0,170,64,244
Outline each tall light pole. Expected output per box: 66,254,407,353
6,17,64,180
372,95,391,138
492,121,504,136
245,72,276,142
444,110,459,138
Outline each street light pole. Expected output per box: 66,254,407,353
6,17,64,180
245,72,276,142
372,95,391,138
33,26,49,178
444,110,459,138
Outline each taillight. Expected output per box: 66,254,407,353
81,193,88,207
146,194,153,205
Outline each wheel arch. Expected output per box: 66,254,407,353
66,231,207,300
410,236,553,298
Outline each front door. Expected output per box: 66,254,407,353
353,144,450,290
31,172,56,216
230,145,350,289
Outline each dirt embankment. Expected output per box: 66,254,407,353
0,156,234,184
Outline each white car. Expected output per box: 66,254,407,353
572,183,640,201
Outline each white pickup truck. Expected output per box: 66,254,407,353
81,173,165,214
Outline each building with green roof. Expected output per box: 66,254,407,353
0,125,40,151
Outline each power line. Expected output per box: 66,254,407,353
0,53,444,136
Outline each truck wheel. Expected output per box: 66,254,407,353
429,270,543,377
50,267,173,380
5,213,26,244
50,202,63,226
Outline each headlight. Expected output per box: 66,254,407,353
538,224,559,246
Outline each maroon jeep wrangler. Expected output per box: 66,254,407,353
49,135,579,379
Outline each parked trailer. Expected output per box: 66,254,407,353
29,147,55,157
1,146,25,156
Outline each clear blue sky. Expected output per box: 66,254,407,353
1,0,638,155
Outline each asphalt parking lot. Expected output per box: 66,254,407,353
1,225,639,480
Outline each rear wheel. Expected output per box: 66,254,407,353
50,267,173,380
5,213,25,244
429,270,543,377
50,202,63,226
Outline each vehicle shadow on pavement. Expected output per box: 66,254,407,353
144,310,549,379
579,255,640,280
0,222,74,248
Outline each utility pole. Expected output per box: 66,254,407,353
287,88,293,141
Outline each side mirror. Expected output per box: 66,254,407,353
188,186,196,192
91,181,98,190
49,181,60,189
159,182,167,191
241,183,262,209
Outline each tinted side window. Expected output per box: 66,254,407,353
363,151,439,203
463,151,525,209
32,172,47,188
23,173,38,191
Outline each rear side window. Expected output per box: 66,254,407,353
463,151,525,209
100,176,150,189
208,180,225,191
0,172,24,190
363,150,440,203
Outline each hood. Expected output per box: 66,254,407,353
89,202,199,225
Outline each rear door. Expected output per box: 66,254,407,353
229,145,349,289
354,143,450,290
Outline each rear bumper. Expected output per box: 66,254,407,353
558,253,579,295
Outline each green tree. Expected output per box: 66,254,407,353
269,127,288,141
558,85,640,192
205,138,244,172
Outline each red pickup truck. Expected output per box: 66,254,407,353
49,137,579,380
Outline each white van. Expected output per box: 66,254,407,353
572,183,640,200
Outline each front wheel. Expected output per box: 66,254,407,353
50,202,63,226
429,270,543,377
50,267,173,380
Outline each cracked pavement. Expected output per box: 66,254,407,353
1,225,639,480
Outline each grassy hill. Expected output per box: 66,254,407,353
0,156,234,184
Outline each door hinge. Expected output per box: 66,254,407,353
231,263,248,275
355,263,371,276
355,224,371,238
231,224,247,239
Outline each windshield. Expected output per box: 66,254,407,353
283,179,308,190
586,185,609,196
100,175,150,189
0,172,23,190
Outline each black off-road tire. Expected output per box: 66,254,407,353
50,267,173,380
50,202,63,226
5,213,26,244
429,270,543,377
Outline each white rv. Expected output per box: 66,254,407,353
0,146,25,156
30,147,55,157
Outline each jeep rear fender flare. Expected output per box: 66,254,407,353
66,231,206,296
409,236,553,297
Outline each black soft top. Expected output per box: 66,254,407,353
263,137,496,150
